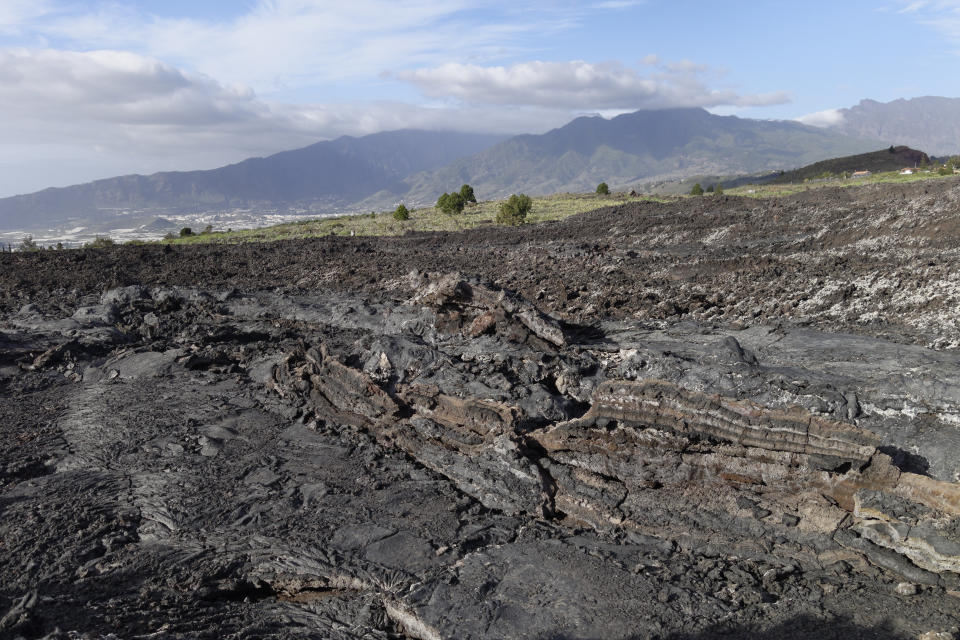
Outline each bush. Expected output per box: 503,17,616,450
18,235,40,252
690,183,704,196
715,183,724,195
85,236,115,249
706,184,714,193
179,227,193,237
200,224,213,234
393,204,410,221
437,191,466,215
459,184,476,204
496,194,532,226
596,182,609,195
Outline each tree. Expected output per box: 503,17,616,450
706,184,714,193
437,191,466,215
459,184,476,204
180,227,194,237
18,235,40,252
596,182,610,195
85,236,115,249
393,203,410,221
690,183,704,196
496,194,532,226
715,183,724,195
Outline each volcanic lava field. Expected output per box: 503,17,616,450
3,180,960,639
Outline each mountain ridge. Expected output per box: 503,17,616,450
0,105,925,232
825,96,960,156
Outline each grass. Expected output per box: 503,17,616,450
162,192,673,245
156,169,958,247
726,169,959,199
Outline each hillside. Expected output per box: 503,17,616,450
770,145,930,183
826,97,960,156
0,130,505,229
0,108,890,234
403,108,881,202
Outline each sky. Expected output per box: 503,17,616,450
0,0,959,197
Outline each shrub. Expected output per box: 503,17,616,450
706,184,714,193
437,191,466,215
393,204,410,221
179,227,193,237
596,182,610,195
200,224,213,234
459,184,476,204
496,193,532,226
690,183,704,196
85,236,115,249
715,183,724,195
18,235,40,252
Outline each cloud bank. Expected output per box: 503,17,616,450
796,108,846,128
393,60,791,110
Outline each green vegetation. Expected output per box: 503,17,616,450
84,236,115,249
158,192,663,246
771,146,929,184
496,194,533,226
715,183,724,195
117,161,957,249
459,184,476,204
727,167,957,199
393,203,410,221
180,227,194,237
596,182,610,195
18,235,40,252
690,183,704,196
436,191,466,215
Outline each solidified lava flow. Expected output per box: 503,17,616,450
3,180,960,639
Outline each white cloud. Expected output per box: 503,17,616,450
895,0,960,45
0,47,579,196
0,0,54,34
795,108,846,128
393,60,791,110
31,1,571,94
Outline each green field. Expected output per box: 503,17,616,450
725,168,959,199
163,192,672,245
158,169,958,246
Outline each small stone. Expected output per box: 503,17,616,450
752,507,773,520
896,582,919,596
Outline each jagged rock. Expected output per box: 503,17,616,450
273,344,399,429
410,273,566,347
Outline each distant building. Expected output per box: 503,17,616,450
851,170,872,178
899,168,914,175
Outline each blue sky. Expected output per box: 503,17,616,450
0,0,958,196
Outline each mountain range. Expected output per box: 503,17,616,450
2,96,959,233
823,97,960,156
